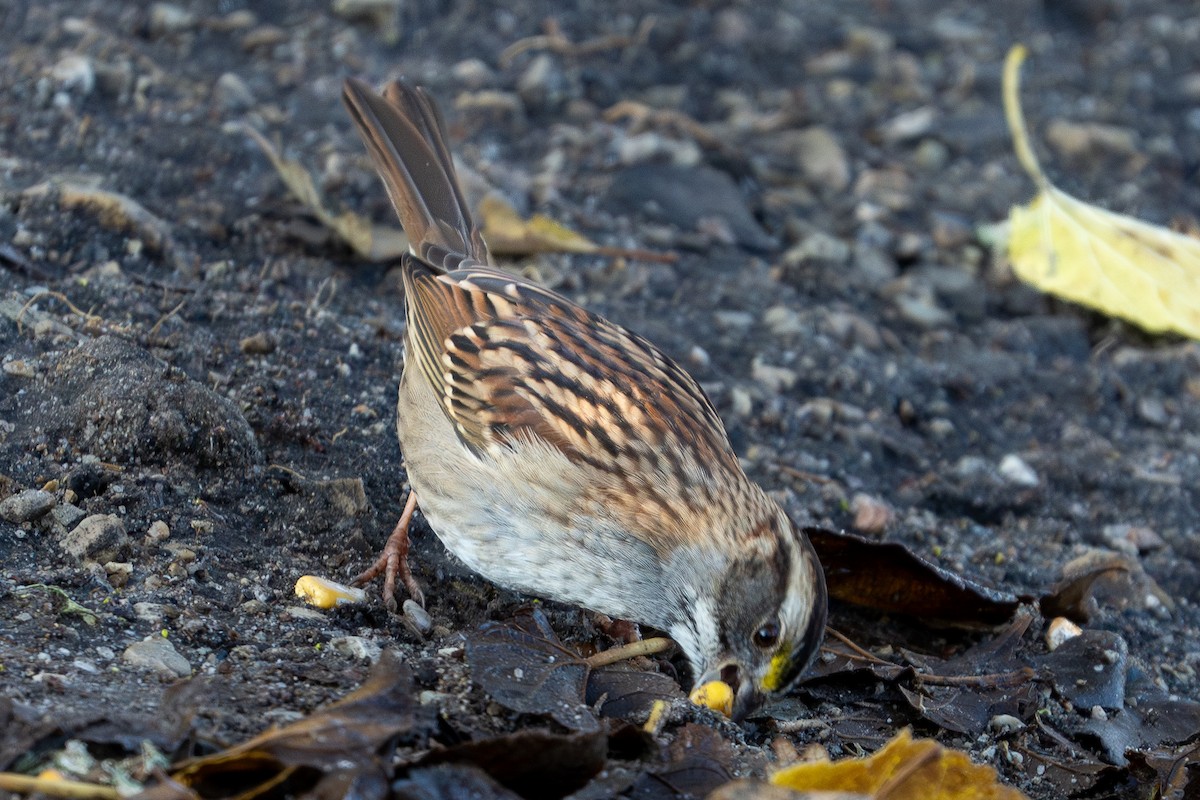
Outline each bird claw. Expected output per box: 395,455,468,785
352,490,423,611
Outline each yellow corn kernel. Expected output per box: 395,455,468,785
689,680,733,717
294,575,365,609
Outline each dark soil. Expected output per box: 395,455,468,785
1,1,1198,798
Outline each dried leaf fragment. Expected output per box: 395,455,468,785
479,195,599,257
805,527,1022,625
1002,45,1200,339
245,126,407,261
771,728,1029,799
478,195,676,262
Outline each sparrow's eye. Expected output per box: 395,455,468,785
752,618,780,649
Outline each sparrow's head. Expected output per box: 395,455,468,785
671,512,827,721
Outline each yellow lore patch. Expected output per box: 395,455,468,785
760,651,792,693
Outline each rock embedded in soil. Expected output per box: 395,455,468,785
44,336,261,469
122,637,191,678
59,513,130,562
0,488,56,523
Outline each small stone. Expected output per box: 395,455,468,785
403,599,432,634
880,106,936,143
2,359,36,378
763,305,805,337
998,454,1039,487
926,418,955,438
1045,120,1137,162
239,331,277,354
452,58,494,89
893,290,953,329
751,356,798,393
713,310,754,332
989,714,1023,734
930,211,974,250
616,132,701,167
0,489,56,523
52,502,87,529
331,635,382,662
51,55,96,95
790,127,850,191
122,637,191,678
786,232,851,266
729,386,754,418
148,3,197,35
239,598,269,615
517,54,570,112
104,561,133,589
1046,617,1083,651
1136,397,1169,427
851,493,893,534
332,0,401,42
912,138,949,171
146,519,171,543
59,514,130,562
1101,523,1164,554
133,602,166,623
213,72,254,112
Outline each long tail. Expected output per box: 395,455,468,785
342,78,489,268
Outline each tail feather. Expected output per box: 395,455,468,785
342,77,489,267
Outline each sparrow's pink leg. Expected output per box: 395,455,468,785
353,490,424,611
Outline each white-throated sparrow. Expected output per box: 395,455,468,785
343,77,827,719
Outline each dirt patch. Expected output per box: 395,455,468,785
2,1,1198,798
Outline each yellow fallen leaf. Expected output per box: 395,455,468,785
688,679,734,717
245,126,407,262
479,194,599,256
294,575,366,609
479,195,678,263
771,729,1028,800
1002,45,1200,340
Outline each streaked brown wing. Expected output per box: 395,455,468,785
403,259,742,482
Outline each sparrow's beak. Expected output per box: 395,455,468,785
732,676,765,722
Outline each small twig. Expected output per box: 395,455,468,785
824,627,892,666
148,297,187,338
0,772,119,800
772,717,831,734
17,291,101,335
500,16,656,67
914,667,1036,688
585,636,672,668
593,245,678,264
604,100,727,151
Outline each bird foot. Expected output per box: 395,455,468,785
352,490,425,612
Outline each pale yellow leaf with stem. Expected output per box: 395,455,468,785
245,126,408,262
479,194,678,263
1003,45,1200,339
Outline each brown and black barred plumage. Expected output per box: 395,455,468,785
343,77,827,719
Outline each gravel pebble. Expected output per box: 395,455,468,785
0,489,56,523
147,3,198,35
404,599,433,634
998,454,1039,487
59,514,131,562
51,502,87,529
122,637,191,678
331,635,382,662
